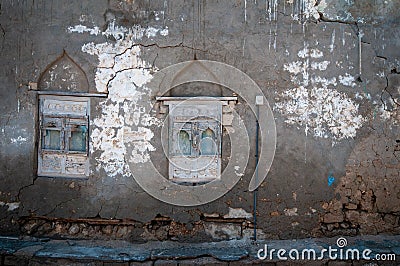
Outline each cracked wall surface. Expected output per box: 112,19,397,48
0,0,399,241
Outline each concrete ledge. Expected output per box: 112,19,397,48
0,235,399,265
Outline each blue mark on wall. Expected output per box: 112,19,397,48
328,173,335,187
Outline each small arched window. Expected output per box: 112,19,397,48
200,128,216,155
178,130,191,155
161,98,228,182
38,96,90,178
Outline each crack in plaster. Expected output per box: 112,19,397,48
70,20,219,178
44,198,75,217
69,20,169,178
16,176,38,212
274,0,321,21
383,74,400,107
378,72,400,123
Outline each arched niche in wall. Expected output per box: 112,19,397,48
169,60,224,96
156,61,238,185
170,81,224,96
36,51,107,179
38,51,89,93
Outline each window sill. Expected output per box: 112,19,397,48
37,91,108,98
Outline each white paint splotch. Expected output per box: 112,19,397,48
10,136,27,144
276,86,363,140
68,21,168,39
70,20,166,177
223,207,252,219
234,165,245,177
289,0,321,21
67,25,101,35
276,43,364,142
339,73,356,87
377,97,400,124
311,61,330,71
0,201,20,211
283,207,298,216
259,0,325,22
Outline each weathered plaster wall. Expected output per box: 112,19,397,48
0,0,399,241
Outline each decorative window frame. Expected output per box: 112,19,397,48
37,94,91,178
157,96,237,184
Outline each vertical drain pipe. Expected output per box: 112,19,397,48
254,96,263,241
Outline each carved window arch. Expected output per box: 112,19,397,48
178,129,191,156
36,52,104,178
200,128,217,155
157,97,236,184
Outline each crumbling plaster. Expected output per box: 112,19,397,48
0,0,399,241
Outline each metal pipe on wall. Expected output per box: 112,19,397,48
253,96,263,241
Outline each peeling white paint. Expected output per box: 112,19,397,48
79,14,95,24
284,61,303,75
305,0,322,20
125,127,156,164
311,76,337,87
311,60,330,71
283,60,310,86
298,46,324,59
244,0,247,22
159,27,169,36
234,165,245,177
70,20,167,177
223,207,252,219
11,136,27,144
203,212,220,218
67,24,101,35
310,48,323,58
290,0,320,21
378,100,399,123
283,207,298,216
377,71,385,78
70,20,169,41
275,86,363,140
339,73,356,87
297,46,309,58
104,20,169,40
0,201,20,211
266,0,278,21
379,107,392,120
277,44,364,142
329,29,336,53
154,11,165,21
